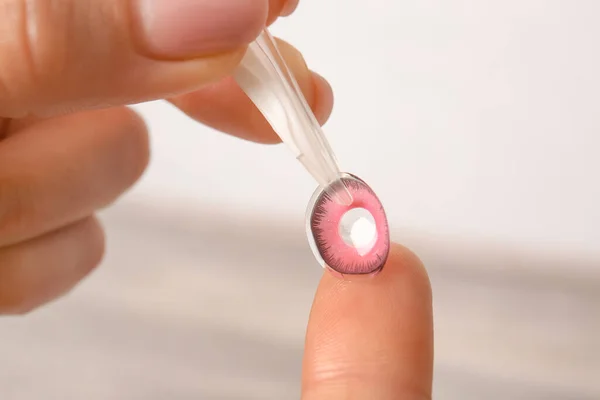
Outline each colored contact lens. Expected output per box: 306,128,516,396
306,173,390,275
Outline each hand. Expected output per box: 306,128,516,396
0,0,330,312
0,0,435,398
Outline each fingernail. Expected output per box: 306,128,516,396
133,0,268,58
281,0,300,16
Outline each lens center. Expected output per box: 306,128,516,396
338,207,378,255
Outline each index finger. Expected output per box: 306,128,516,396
302,243,434,399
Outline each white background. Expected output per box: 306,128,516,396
134,0,600,261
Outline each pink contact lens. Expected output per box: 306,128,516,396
306,173,390,275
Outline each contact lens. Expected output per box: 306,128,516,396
306,173,390,275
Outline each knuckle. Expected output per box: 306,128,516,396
0,0,54,116
0,0,128,116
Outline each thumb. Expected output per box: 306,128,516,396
302,243,434,400
0,0,269,117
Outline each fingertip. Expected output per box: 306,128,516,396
302,242,433,399
266,0,298,24
319,243,431,294
281,0,300,16
271,40,334,127
274,40,313,98
311,72,334,126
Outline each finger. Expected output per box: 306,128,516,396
0,0,272,117
280,0,300,17
0,107,149,247
170,39,334,144
266,0,299,23
302,244,434,400
0,216,104,315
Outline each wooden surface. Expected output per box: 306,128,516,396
1,200,599,399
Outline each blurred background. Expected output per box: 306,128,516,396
2,1,599,399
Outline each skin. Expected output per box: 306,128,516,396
0,0,434,398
